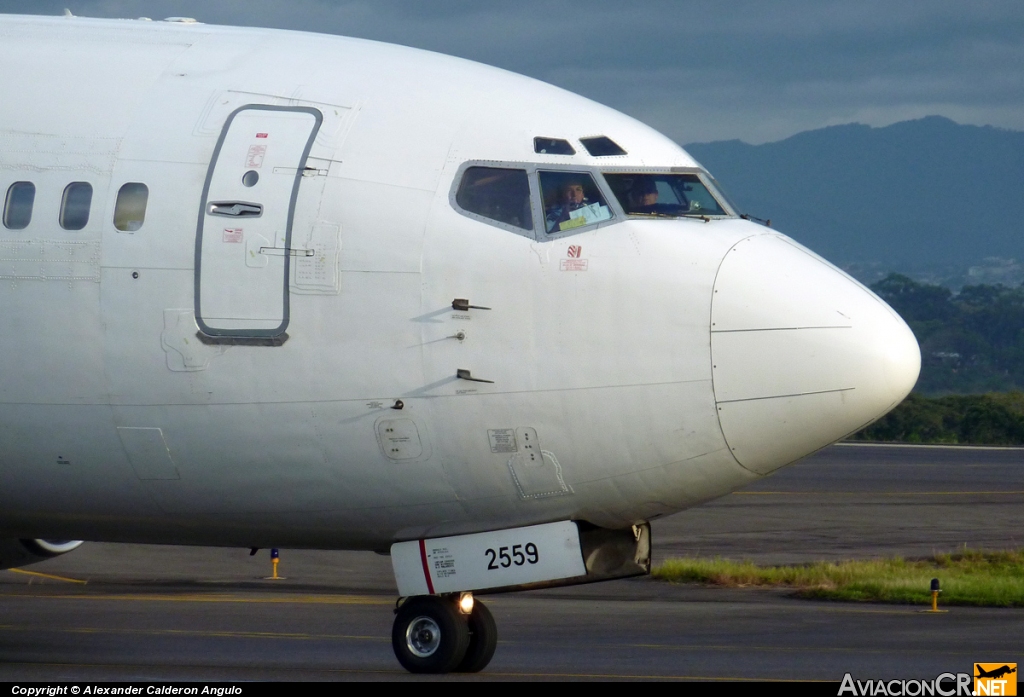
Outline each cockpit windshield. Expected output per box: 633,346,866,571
603,173,729,218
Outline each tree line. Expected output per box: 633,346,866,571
852,392,1024,445
852,274,1024,444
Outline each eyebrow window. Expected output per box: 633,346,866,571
456,167,533,230
3,182,36,230
60,182,93,230
534,137,575,155
539,170,612,234
580,136,626,157
113,183,149,231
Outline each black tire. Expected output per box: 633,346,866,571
455,600,497,673
392,596,470,674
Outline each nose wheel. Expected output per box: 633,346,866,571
456,598,497,673
392,595,498,673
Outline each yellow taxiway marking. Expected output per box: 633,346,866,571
0,592,390,605
5,568,88,584
733,490,1024,496
626,642,986,656
0,623,384,642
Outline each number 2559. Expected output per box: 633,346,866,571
485,543,538,570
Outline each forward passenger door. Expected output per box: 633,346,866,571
195,105,322,337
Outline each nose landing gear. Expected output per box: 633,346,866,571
456,597,497,673
391,594,497,673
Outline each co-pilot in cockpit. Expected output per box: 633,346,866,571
604,173,729,218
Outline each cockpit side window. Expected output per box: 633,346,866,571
455,167,533,230
604,173,729,217
539,170,613,234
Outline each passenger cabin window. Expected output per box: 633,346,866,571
113,183,149,231
539,171,612,234
60,182,93,230
3,182,35,230
580,136,626,157
604,173,729,218
534,137,575,155
456,167,533,230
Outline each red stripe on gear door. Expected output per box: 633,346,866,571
418,539,435,594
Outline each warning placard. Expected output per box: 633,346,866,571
245,144,267,168
488,429,518,453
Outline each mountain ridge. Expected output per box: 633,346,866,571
684,116,1024,274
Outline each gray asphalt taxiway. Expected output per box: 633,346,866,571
1,443,1021,681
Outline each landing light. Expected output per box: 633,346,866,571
458,592,474,615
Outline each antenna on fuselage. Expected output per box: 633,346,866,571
63,8,73,17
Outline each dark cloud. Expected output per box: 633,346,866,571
3,0,1022,143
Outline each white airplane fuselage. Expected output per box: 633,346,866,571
0,15,920,554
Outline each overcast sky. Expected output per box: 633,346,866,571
3,0,1023,144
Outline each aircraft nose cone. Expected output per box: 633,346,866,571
711,234,920,475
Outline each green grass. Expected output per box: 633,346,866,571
652,549,1024,607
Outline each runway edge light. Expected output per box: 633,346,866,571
924,577,948,614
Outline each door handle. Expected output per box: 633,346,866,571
209,202,263,217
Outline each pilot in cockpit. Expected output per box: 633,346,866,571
545,178,590,233
627,178,659,211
